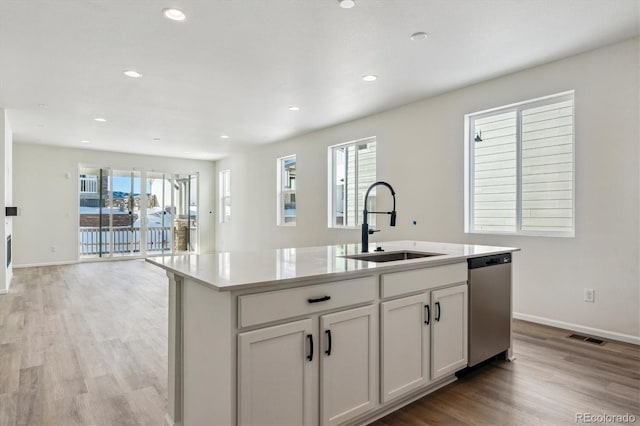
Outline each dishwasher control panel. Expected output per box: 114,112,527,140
468,253,511,269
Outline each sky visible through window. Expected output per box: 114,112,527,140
111,176,146,195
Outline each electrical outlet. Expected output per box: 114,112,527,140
584,288,595,303
50,246,56,253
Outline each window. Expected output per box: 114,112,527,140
465,91,574,236
329,137,376,227
219,169,231,223
277,155,296,226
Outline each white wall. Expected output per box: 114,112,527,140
0,110,13,293
216,38,640,342
12,144,217,267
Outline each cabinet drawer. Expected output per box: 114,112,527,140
381,263,467,299
238,276,377,328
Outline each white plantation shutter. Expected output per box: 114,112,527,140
467,92,574,236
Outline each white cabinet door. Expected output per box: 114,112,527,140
431,283,468,380
238,319,317,426
380,293,431,403
320,305,378,425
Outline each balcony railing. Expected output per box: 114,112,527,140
80,177,98,193
79,226,172,256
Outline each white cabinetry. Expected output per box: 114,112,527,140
237,276,379,426
320,305,378,425
431,284,468,380
238,319,317,426
380,265,468,403
380,293,430,403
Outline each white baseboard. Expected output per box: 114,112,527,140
514,312,640,345
0,289,7,295
13,260,77,268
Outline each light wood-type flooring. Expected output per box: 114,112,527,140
0,260,638,425
0,261,168,425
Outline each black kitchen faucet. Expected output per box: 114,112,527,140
361,181,396,253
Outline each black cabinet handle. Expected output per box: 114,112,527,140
435,301,441,322
308,296,331,304
307,334,313,361
325,330,332,356
424,304,430,325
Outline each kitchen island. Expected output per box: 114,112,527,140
147,240,518,426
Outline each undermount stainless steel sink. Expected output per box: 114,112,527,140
342,250,443,263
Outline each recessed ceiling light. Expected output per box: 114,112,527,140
221,134,230,139
163,8,186,21
94,117,107,122
81,140,90,144
38,103,48,109
362,75,377,82
288,106,300,111
123,70,143,78
410,32,428,41
339,0,355,8
154,137,161,142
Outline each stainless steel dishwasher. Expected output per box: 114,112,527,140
467,253,512,366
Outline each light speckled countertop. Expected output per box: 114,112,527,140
146,241,519,292
146,241,519,291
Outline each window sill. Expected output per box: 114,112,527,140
277,223,297,227
328,226,361,230
466,230,575,238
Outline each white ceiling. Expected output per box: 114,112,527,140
0,0,638,160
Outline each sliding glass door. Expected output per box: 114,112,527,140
146,172,174,255
111,170,141,257
173,173,198,253
79,168,198,259
79,167,111,257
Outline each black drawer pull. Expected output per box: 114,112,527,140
424,304,430,325
435,301,441,322
307,334,313,361
308,295,331,304
325,330,332,356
